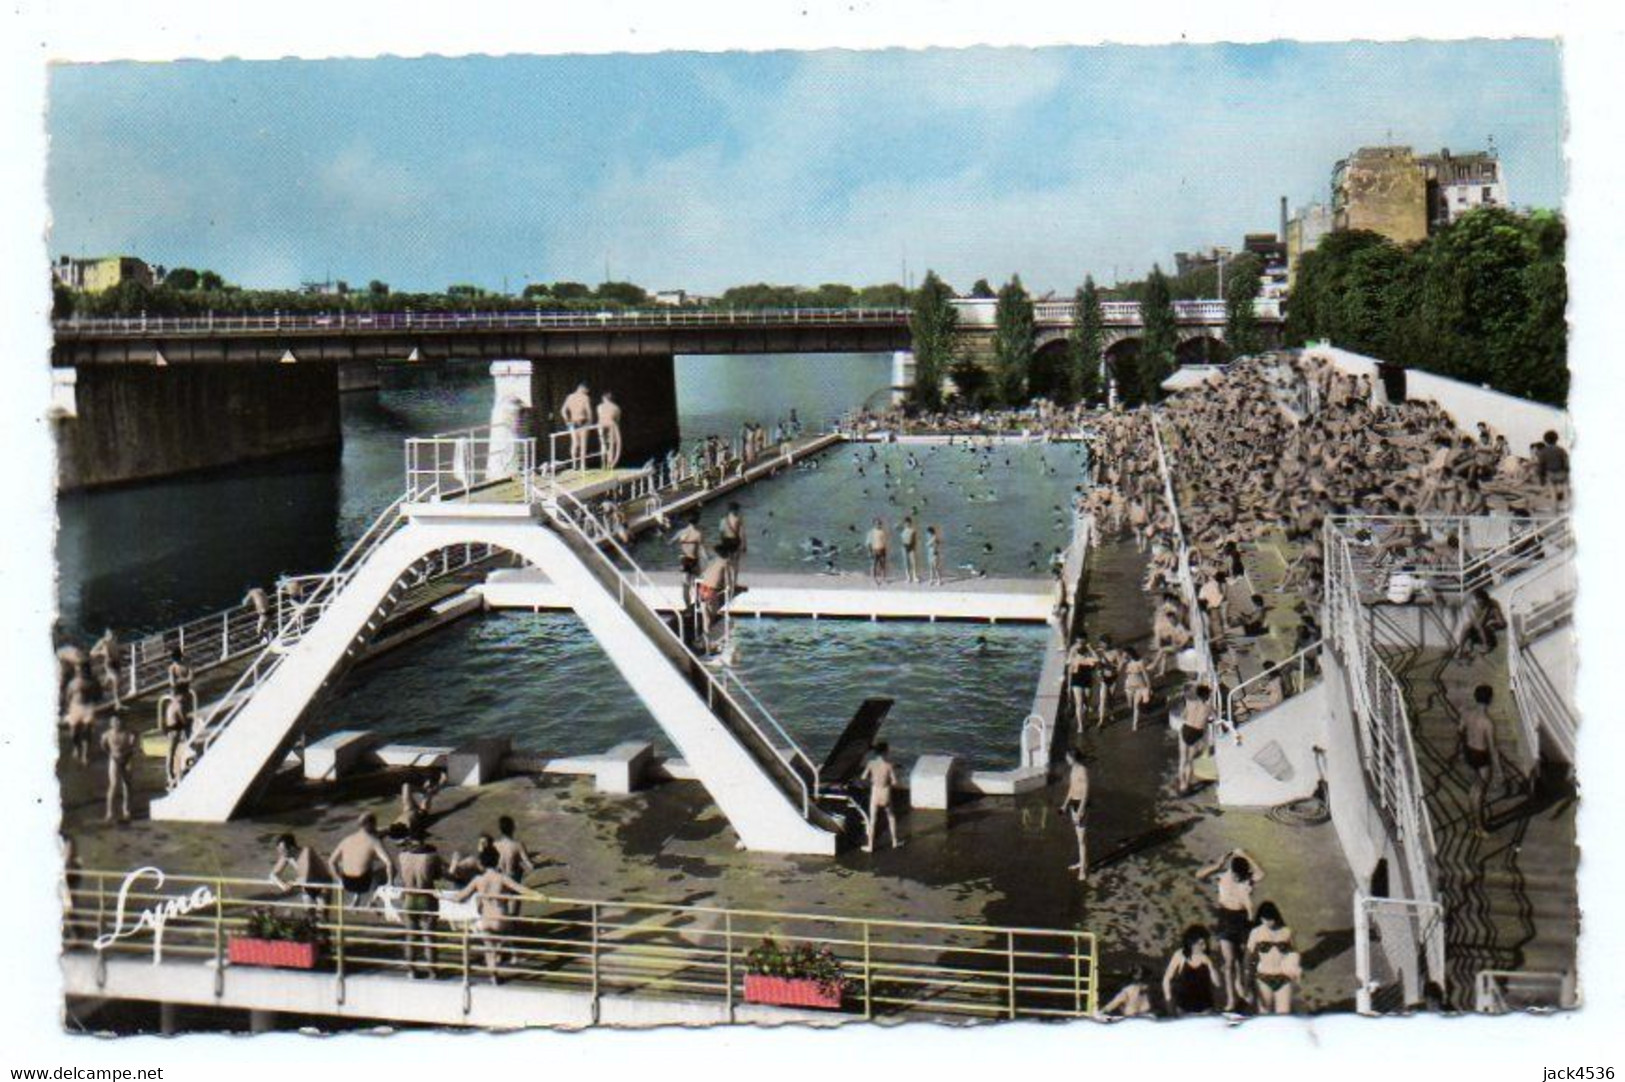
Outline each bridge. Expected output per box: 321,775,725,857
50,299,1281,490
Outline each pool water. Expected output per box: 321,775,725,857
317,612,1048,769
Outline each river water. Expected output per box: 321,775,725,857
56,353,1080,767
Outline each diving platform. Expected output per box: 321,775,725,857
478,568,1059,623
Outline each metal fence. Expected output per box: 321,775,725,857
1148,411,1220,691
1354,891,1445,1013
66,869,1099,1023
1325,513,1570,601
405,430,537,502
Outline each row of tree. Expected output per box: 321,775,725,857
906,258,1266,410
1284,206,1567,404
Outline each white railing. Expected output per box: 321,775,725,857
1326,527,1445,1000
1506,609,1577,767
1355,891,1446,1013
57,298,1284,339
1473,969,1576,1013
1148,411,1219,691
183,495,409,761
405,430,536,502
541,487,820,820
1220,640,1324,740
544,423,613,476
1326,514,1571,601
119,602,269,700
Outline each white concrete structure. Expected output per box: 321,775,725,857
478,567,1056,623
151,502,837,855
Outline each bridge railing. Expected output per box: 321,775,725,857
54,298,1282,338
65,869,1100,1022
404,434,537,502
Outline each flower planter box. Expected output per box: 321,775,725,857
227,937,319,970
743,974,843,1010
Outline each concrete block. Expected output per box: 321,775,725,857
304,730,382,782
447,736,511,788
371,744,451,769
596,741,654,795
909,754,958,810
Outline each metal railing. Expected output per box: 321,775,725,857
118,602,270,700
1505,624,1577,767
405,430,537,502
1326,514,1571,601
540,487,821,821
1473,969,1576,1013
1148,411,1219,691
65,869,1099,1022
1326,529,1446,1001
54,297,1281,338
1220,640,1324,739
1354,891,1445,1013
544,423,613,475
182,495,409,762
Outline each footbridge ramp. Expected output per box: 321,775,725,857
150,498,839,855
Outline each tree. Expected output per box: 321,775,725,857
908,270,957,411
1138,264,1178,400
1222,252,1264,359
970,278,996,299
1070,275,1105,405
549,281,592,300
198,270,225,291
948,356,993,407
857,283,911,308
447,284,486,298
164,267,200,291
595,280,649,306
991,275,1036,405
368,279,390,296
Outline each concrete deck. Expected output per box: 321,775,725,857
59,530,1361,1027
479,567,1059,623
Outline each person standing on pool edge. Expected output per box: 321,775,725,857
595,391,623,469
866,518,891,586
863,741,901,853
560,383,593,471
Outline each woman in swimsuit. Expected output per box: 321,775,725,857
1065,640,1096,735
1246,901,1299,1014
1121,647,1153,732
166,648,194,714
1099,964,1155,1019
1094,636,1119,730
1163,925,1220,1017
1196,848,1265,1011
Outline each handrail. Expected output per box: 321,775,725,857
1473,968,1574,1013
1220,640,1324,740
53,298,1281,338
185,495,408,759
542,487,820,820
1148,410,1219,690
64,867,1101,1021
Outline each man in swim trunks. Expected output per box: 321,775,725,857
674,514,705,611
100,712,139,823
695,545,732,650
270,833,334,909
397,828,446,978
560,383,593,471
1460,683,1502,836
866,518,890,586
596,391,623,468
1059,748,1090,882
1176,684,1214,795
863,741,901,853
90,629,122,708
329,813,395,907
720,502,747,585
1196,847,1264,1012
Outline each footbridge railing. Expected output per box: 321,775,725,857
64,868,1100,1022
541,486,824,822
1148,410,1219,692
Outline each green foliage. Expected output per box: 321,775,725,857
908,269,957,411
1070,276,1104,405
1138,265,1178,401
992,274,1035,405
595,280,649,305
948,356,994,407
745,937,848,996
970,278,996,299
1285,207,1567,404
164,267,200,291
446,283,487,298
198,270,224,291
368,279,390,296
242,907,323,944
1222,251,1264,358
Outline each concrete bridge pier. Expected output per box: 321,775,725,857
491,354,680,466
337,358,382,393
53,361,342,491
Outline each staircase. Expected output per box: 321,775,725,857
150,484,840,855
1381,641,1579,1008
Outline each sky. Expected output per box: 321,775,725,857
45,40,1565,296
